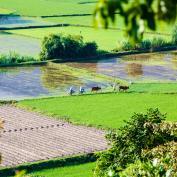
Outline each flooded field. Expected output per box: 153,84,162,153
0,33,40,57
68,51,177,82
0,51,176,100
0,15,52,28
0,63,108,100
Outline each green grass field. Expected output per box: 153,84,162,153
0,0,95,16
0,0,174,53
129,83,177,93
18,91,177,129
28,162,95,177
7,26,171,51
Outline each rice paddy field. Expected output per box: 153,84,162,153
0,0,174,54
0,1,177,177
18,90,177,129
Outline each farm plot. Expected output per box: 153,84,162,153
7,26,170,51
0,105,107,167
0,33,40,57
0,0,95,17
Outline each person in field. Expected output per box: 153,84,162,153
69,87,75,95
79,86,85,94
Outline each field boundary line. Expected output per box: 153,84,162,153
0,153,97,177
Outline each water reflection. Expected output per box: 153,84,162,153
0,63,107,100
41,64,83,90
0,51,176,100
126,63,143,77
68,51,177,82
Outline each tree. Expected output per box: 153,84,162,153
94,0,177,43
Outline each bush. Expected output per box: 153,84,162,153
81,42,98,57
94,108,177,177
0,52,36,65
172,25,177,45
120,141,177,177
62,35,83,58
39,34,65,60
40,34,98,60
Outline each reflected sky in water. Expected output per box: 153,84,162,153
0,51,176,100
0,64,107,100
69,51,177,82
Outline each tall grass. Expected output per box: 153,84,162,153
0,52,37,65
114,25,177,52
114,37,172,52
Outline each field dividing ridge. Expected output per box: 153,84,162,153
0,105,107,167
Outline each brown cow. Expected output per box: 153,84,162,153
91,86,101,92
119,85,129,92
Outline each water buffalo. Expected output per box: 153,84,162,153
119,85,129,92
91,86,101,92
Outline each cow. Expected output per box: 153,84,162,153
91,86,101,92
119,85,129,92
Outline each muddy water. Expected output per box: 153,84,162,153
68,51,177,82
0,64,108,100
0,51,176,100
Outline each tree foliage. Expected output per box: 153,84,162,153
94,0,177,42
94,108,177,177
40,34,98,60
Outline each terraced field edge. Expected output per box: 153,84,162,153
0,153,97,177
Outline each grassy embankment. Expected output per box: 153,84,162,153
29,162,95,177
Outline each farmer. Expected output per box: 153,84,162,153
79,86,85,94
69,87,75,95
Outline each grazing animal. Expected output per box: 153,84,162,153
91,86,101,92
119,85,129,92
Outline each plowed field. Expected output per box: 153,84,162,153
0,105,107,167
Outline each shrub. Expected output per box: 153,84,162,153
39,34,64,60
0,52,36,65
172,25,177,45
40,34,98,60
94,108,177,177
81,41,98,57
62,34,84,58
120,141,177,177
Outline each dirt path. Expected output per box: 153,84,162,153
0,105,107,167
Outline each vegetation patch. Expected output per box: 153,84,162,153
40,34,98,60
0,52,38,65
28,162,95,177
0,153,96,177
94,109,177,176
